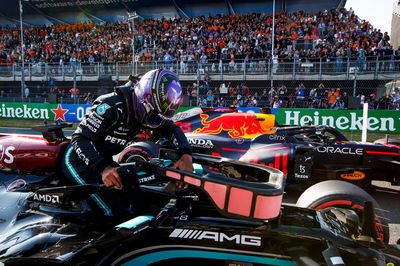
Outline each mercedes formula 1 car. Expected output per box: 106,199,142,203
0,123,399,265
126,108,400,192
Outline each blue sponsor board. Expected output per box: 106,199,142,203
211,107,277,114
61,104,92,122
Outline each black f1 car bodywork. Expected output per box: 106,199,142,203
1,153,400,265
0,123,399,264
135,109,400,191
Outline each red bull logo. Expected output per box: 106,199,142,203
194,113,276,139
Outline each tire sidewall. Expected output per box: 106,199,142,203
296,180,389,243
119,142,159,163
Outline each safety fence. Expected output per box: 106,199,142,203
1,57,400,81
0,81,397,111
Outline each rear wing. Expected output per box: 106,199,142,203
32,122,72,142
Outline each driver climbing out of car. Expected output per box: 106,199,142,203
61,69,193,219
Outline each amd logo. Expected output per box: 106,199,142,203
169,229,261,246
33,193,60,204
188,138,214,148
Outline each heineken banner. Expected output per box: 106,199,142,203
274,109,400,133
0,103,91,122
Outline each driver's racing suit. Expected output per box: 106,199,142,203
61,86,191,218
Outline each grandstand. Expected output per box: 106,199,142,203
0,0,343,23
0,0,398,110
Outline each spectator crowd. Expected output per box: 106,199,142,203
0,7,399,71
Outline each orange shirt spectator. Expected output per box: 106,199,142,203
328,91,336,105
328,89,340,105
291,33,299,40
69,88,80,98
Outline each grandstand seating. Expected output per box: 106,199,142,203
0,0,398,111
231,0,281,15
137,6,179,19
0,0,342,25
286,0,337,12
0,7,396,75
176,0,228,17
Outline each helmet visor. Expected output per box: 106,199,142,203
154,73,183,119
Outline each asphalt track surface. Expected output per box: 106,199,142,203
1,127,399,245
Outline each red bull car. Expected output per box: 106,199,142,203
122,108,400,192
118,108,400,242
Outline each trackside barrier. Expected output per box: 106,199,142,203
0,103,399,133
275,108,400,133
0,102,91,122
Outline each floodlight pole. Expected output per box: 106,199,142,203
19,0,25,102
128,12,138,75
270,0,275,90
271,0,275,59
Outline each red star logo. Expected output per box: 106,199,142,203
51,104,68,121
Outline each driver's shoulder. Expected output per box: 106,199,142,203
94,92,123,107
92,94,125,118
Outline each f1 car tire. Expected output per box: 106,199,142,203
119,142,159,163
296,180,389,243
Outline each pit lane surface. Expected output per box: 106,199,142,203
2,127,400,245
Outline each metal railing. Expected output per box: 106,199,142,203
0,57,399,81
0,91,397,111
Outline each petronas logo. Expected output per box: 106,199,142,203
97,104,111,115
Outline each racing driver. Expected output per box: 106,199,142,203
61,69,193,218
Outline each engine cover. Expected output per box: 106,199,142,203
0,135,70,172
